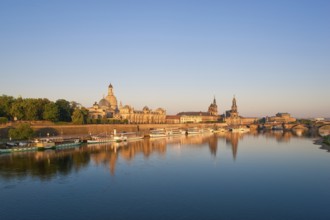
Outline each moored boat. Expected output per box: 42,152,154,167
186,127,202,135
35,139,56,150
149,129,167,138
55,139,81,149
213,128,227,133
167,129,185,136
87,136,115,144
121,132,144,141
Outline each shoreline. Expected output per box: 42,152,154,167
0,123,229,139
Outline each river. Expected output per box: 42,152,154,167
0,131,329,220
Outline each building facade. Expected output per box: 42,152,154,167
267,113,296,123
225,96,241,126
119,105,166,124
177,97,219,123
88,83,166,123
225,96,258,126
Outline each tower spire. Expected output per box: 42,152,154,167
232,95,237,113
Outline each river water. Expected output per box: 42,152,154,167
0,131,330,220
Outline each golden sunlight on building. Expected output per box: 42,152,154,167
88,83,166,123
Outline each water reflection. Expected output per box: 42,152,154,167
0,131,323,181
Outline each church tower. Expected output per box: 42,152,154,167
106,83,118,111
108,83,114,96
227,95,240,125
208,96,218,116
231,96,238,113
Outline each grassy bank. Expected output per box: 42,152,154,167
324,135,330,145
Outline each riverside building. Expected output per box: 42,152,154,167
88,83,166,123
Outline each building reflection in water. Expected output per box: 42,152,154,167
0,130,319,180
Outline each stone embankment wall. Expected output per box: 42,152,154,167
0,123,228,139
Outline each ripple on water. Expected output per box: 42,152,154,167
3,185,16,190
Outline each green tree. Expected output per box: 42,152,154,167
43,103,60,122
72,108,89,124
8,123,34,140
0,95,15,119
23,99,40,120
10,97,25,120
0,117,8,124
56,99,72,122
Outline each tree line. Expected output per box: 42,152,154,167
0,95,88,124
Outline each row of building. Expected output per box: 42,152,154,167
88,83,295,125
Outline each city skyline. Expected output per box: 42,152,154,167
1,0,329,118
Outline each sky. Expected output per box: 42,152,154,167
0,0,329,118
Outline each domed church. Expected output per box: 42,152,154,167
88,83,166,123
88,83,119,119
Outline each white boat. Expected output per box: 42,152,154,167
201,128,214,133
121,132,144,141
87,136,115,144
230,127,250,133
167,129,185,136
149,129,167,138
213,128,227,133
186,127,202,135
113,134,128,142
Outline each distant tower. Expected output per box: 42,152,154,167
208,96,218,116
231,95,238,113
106,83,118,111
228,95,240,125
108,83,114,96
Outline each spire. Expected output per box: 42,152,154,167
109,83,113,88
231,95,237,112
213,96,216,105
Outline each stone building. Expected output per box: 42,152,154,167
88,83,119,119
119,105,166,124
177,97,219,123
88,83,166,123
267,113,296,123
225,96,241,126
225,96,258,126
166,115,181,124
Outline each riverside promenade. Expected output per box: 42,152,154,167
0,123,228,139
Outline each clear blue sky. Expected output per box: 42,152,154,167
0,0,329,118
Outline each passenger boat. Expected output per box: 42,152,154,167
230,127,250,133
35,139,56,150
149,129,167,138
0,145,37,154
121,132,144,141
213,128,227,133
113,134,128,142
0,148,12,154
186,127,202,135
167,129,185,136
87,136,115,144
55,139,81,149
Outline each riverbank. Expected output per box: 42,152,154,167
323,135,330,145
0,123,228,139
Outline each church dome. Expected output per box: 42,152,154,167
99,98,111,108
107,95,118,107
